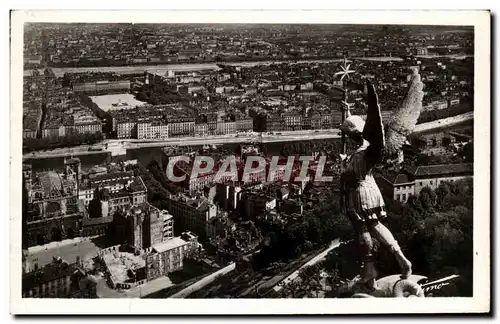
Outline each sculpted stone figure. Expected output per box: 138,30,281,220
339,68,425,295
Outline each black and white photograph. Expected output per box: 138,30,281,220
9,10,490,315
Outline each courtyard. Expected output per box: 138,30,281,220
89,93,147,112
102,250,146,284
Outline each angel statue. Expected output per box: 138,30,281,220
339,67,425,293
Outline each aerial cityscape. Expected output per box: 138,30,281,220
21,23,474,299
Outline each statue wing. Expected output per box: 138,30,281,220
383,67,425,158
362,80,385,164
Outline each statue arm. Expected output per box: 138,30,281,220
339,173,348,212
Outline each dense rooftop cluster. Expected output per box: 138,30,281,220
24,24,473,68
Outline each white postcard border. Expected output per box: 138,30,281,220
9,9,491,315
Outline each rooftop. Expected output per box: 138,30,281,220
102,251,146,284
128,176,147,193
38,171,63,195
151,237,191,254
92,171,134,183
82,216,114,227
414,163,473,177
393,173,412,185
169,193,212,211
22,259,78,290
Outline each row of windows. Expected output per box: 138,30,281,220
396,193,412,202
400,178,457,190
417,181,434,186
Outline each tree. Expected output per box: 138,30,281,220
418,187,437,211
461,142,474,162
384,178,473,296
88,198,103,218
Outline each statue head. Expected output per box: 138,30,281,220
340,115,365,144
340,115,365,137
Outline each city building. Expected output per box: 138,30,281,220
22,258,84,298
116,120,137,139
242,192,277,220
160,210,174,240
216,119,237,136
283,112,303,131
112,202,163,251
174,160,217,194
194,122,208,137
412,163,473,195
24,159,86,247
23,102,43,139
167,117,195,138
137,121,169,140
72,80,131,93
39,91,103,139
265,115,285,132
280,198,304,216
145,232,199,280
88,175,148,219
79,171,136,207
376,163,473,203
423,100,449,111
416,47,429,55
166,193,218,239
236,116,254,133
215,183,244,211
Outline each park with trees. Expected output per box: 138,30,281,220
274,177,473,298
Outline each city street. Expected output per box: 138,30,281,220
94,272,175,298
273,239,341,293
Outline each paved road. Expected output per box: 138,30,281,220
23,130,342,159
273,239,341,293
95,272,175,298
95,274,124,298
413,112,473,133
126,131,342,149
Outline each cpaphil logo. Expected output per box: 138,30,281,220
164,155,334,183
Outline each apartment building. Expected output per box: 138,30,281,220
137,121,169,140
22,259,81,298
166,193,218,239
145,232,199,280
376,163,473,203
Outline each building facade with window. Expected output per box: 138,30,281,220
376,163,473,203
145,233,199,280
22,259,82,298
160,210,174,240
412,163,473,195
116,120,137,139
137,121,169,140
23,159,85,247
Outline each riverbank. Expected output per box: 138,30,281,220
24,57,403,77
23,111,474,162
413,111,473,133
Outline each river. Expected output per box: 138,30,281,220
23,114,473,174
23,57,403,78
23,138,333,173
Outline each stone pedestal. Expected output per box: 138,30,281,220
341,274,428,298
